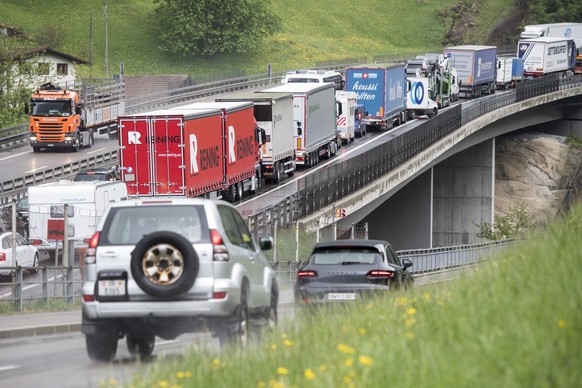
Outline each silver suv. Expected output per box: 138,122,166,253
81,198,278,362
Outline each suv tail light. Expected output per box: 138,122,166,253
29,239,43,245
210,229,229,261
297,270,318,278
367,270,394,279
84,232,100,265
0,252,5,262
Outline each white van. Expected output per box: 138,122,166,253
27,180,128,261
335,91,358,144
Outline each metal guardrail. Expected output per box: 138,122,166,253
0,238,519,310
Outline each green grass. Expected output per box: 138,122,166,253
113,203,582,387
1,0,515,80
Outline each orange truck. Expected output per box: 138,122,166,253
26,79,125,152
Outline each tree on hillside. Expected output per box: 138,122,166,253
154,0,281,61
0,35,38,128
524,0,582,24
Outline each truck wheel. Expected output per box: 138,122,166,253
126,332,155,358
32,146,41,153
130,231,199,298
72,136,80,152
86,330,118,362
88,132,94,148
274,162,282,183
236,182,243,202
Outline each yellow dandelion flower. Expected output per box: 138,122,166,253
176,372,185,379
406,307,417,316
283,339,294,347
268,380,284,388
359,355,374,366
212,358,221,368
394,296,408,306
405,331,414,340
271,344,278,350
404,318,416,327
257,382,266,388
343,376,352,384
159,381,169,388
319,364,328,372
304,368,316,380
337,343,356,354
558,319,567,328
277,367,289,375
358,327,366,336
345,357,354,367
424,292,430,301
108,378,117,386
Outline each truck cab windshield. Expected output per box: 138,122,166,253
31,100,72,117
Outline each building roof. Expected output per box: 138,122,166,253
2,47,88,64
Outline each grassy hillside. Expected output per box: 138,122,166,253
1,0,516,80
116,203,581,387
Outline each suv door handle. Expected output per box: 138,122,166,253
101,252,119,259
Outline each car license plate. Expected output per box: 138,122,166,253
98,279,126,297
327,293,356,301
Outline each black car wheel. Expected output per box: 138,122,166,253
126,332,155,358
27,253,39,274
217,286,249,347
130,231,199,298
266,281,278,330
85,330,118,362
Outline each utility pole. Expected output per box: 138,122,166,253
104,1,108,79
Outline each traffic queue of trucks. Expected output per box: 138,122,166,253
26,79,124,152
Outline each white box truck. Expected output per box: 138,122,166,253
216,91,296,183
520,23,582,52
259,83,338,167
517,37,576,77
335,91,358,144
496,57,524,89
27,180,128,262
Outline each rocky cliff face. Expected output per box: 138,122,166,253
495,132,582,223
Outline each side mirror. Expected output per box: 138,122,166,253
258,236,273,251
402,258,413,269
75,106,81,115
24,104,29,114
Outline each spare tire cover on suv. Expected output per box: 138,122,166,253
130,231,199,298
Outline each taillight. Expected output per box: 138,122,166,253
357,112,362,120
88,232,100,248
211,229,229,261
367,270,394,279
297,270,318,278
84,232,100,265
82,294,94,302
29,239,43,245
0,252,5,262
213,292,227,299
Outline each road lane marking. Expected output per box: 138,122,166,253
87,148,107,155
25,166,49,174
0,365,19,372
0,151,31,161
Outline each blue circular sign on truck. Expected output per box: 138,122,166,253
411,81,425,105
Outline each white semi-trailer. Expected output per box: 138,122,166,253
259,83,338,167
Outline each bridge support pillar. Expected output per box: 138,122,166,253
365,169,433,251
432,139,495,246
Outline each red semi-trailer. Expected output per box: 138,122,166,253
117,101,261,201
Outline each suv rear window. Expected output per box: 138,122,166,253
100,205,210,245
310,247,381,265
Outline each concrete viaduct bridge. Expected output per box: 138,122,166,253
244,74,582,251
